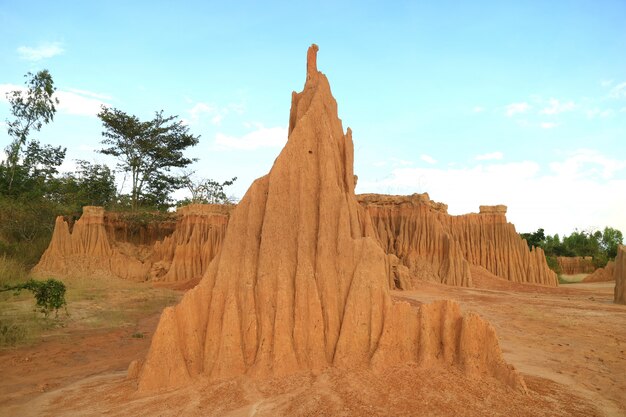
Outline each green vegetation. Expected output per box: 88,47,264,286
178,174,238,205
520,227,624,272
1,279,67,318
97,106,200,210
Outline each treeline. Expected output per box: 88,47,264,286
1,70,235,268
520,227,623,272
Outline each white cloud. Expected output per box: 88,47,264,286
505,102,530,117
473,106,485,113
420,154,437,164
540,98,575,115
186,101,241,126
540,122,559,129
475,151,503,161
214,125,287,150
586,108,614,119
357,150,626,236
17,42,64,61
609,82,626,99
601,79,614,87
0,84,109,117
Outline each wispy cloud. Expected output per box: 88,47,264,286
540,98,575,115
186,100,244,126
586,108,614,119
609,82,626,99
540,122,559,129
214,125,287,150
0,83,110,117
601,79,614,87
505,102,530,117
475,151,503,161
357,150,626,235
420,154,437,164
473,106,485,113
17,42,64,61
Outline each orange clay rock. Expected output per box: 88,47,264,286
359,195,557,288
557,256,595,275
583,261,615,282
614,245,626,304
134,45,526,394
150,204,230,284
33,204,228,283
33,206,158,280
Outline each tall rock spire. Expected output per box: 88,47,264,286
134,45,526,393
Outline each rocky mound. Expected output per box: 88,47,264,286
133,45,525,394
583,261,615,282
359,194,557,288
33,204,229,284
557,256,595,275
615,245,626,304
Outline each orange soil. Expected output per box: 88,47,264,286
1,280,624,417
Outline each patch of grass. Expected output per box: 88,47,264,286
0,255,30,287
131,332,144,338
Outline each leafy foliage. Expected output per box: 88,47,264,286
3,70,61,192
1,279,67,317
97,107,200,210
179,173,237,205
521,226,624,271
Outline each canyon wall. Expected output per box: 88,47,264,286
134,44,526,393
557,256,596,275
359,194,557,288
33,204,229,284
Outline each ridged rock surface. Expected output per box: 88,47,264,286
557,256,595,275
359,195,557,288
615,246,626,304
135,45,525,393
583,261,615,282
33,205,228,284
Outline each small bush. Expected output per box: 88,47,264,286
1,279,68,317
0,321,27,346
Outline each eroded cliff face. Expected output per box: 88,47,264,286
557,256,596,275
614,246,626,304
583,261,615,282
359,195,557,288
33,205,229,284
134,45,525,393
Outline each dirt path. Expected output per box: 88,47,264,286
1,279,624,416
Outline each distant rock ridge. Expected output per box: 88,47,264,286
133,44,526,393
358,195,557,288
557,256,596,275
583,261,615,282
614,245,626,304
33,204,230,284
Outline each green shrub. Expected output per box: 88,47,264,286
1,278,67,317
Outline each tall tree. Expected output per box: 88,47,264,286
97,107,199,210
3,70,60,191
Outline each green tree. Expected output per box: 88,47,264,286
179,173,237,205
520,228,546,249
54,160,117,209
97,107,200,210
601,226,623,259
3,70,60,191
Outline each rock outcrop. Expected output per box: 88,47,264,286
134,45,525,393
614,245,626,304
359,195,557,288
557,256,595,275
583,261,615,282
33,205,229,284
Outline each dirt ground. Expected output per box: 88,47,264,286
1,274,624,417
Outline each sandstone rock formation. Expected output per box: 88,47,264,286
359,194,557,288
583,261,615,282
134,45,526,393
557,256,595,275
614,245,626,304
33,204,229,284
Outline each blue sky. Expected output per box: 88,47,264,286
1,1,625,236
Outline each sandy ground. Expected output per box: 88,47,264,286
1,274,624,417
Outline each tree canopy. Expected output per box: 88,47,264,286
97,107,200,210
